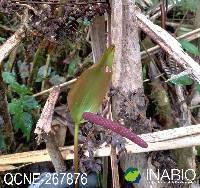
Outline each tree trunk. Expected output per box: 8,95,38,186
111,1,158,187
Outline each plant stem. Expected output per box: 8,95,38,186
74,124,79,187
41,53,50,91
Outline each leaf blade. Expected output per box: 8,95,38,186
67,46,115,124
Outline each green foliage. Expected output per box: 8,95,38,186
196,146,200,156
169,75,193,86
142,64,147,80
195,83,200,92
76,17,91,26
12,112,33,141
36,65,52,82
2,71,39,141
179,40,200,55
0,135,6,150
36,66,66,85
175,0,199,12
168,73,200,94
49,73,66,85
2,72,16,84
2,72,32,95
68,56,81,76
0,36,5,43
83,18,91,27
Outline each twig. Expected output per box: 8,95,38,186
0,9,29,64
136,11,200,83
149,1,175,21
174,10,189,36
32,78,77,97
157,21,193,29
160,0,166,29
189,104,200,109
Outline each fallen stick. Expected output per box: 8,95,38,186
136,10,200,83
1,124,200,170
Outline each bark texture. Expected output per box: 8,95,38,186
111,1,157,187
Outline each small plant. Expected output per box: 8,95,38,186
67,45,148,183
67,46,115,178
175,0,199,12
2,72,39,141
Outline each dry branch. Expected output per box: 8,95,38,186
141,28,200,59
0,9,28,64
2,123,200,171
35,86,61,135
136,11,200,83
0,165,16,171
34,86,66,172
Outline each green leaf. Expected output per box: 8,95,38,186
142,64,147,80
13,112,32,141
83,18,91,26
36,65,52,82
196,146,200,156
2,72,16,84
8,99,23,115
195,83,200,92
11,82,32,96
21,95,39,110
0,36,6,42
2,71,32,96
9,96,38,113
175,0,199,12
67,45,115,124
68,56,80,76
179,40,200,55
169,75,193,86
